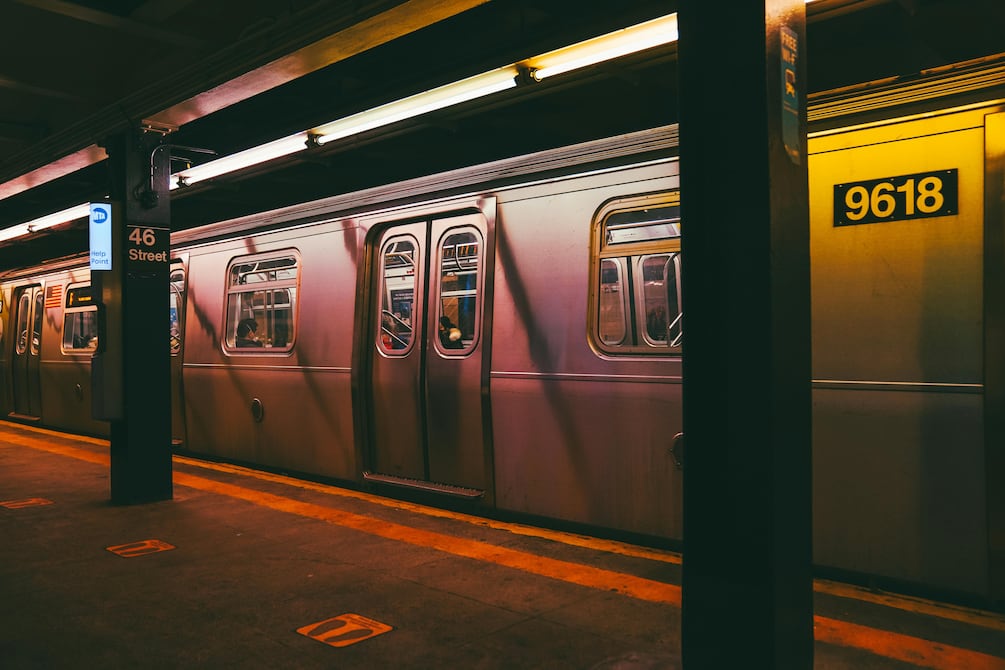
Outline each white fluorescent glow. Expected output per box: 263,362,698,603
0,224,31,243
0,202,91,243
170,132,311,190
313,67,520,146
528,14,679,81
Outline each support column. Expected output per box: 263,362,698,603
677,2,812,668
93,127,173,504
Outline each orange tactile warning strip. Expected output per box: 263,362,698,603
297,613,394,648
106,539,176,557
5,423,1005,670
0,497,53,508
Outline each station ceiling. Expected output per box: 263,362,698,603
2,0,1005,269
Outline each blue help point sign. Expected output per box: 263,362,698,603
89,203,112,270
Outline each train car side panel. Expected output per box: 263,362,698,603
489,167,683,539
179,223,359,480
809,111,988,596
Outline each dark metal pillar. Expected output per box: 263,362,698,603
93,127,173,504
677,2,812,668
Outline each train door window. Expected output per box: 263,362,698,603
436,227,482,354
591,192,682,354
170,267,185,356
224,252,299,352
15,291,30,355
30,290,44,355
378,236,417,354
61,284,98,353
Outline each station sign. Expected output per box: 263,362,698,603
126,224,170,270
89,203,113,270
834,169,958,226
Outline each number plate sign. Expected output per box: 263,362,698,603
833,169,958,227
126,224,169,269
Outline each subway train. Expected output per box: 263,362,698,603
2,55,1003,606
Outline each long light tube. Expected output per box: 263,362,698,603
0,203,91,243
170,132,312,190
527,14,679,81
312,66,520,146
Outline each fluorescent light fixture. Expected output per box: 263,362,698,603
527,14,679,81
312,66,520,146
170,132,311,190
0,202,91,243
0,224,33,244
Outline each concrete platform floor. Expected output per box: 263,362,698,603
1,421,1003,669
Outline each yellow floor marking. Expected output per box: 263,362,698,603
106,539,176,557
175,467,687,605
297,613,393,648
1,428,681,603
0,420,682,564
816,579,1005,634
4,421,1005,670
175,454,684,565
814,616,1005,670
0,497,54,508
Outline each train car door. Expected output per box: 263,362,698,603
169,261,187,446
366,213,490,496
11,285,43,418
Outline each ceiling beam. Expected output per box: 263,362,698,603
0,74,84,102
0,0,489,201
14,0,204,49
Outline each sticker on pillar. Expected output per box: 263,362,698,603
780,25,801,165
106,539,176,557
90,203,113,271
297,613,393,648
0,497,53,509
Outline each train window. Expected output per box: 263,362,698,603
224,252,299,352
62,284,98,353
15,292,30,355
170,268,184,356
31,291,44,355
591,193,682,355
378,236,417,354
598,259,627,345
436,227,482,354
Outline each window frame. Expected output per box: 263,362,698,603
376,234,419,357
170,264,185,357
15,291,30,356
433,225,483,357
60,282,98,355
222,250,301,355
589,191,682,356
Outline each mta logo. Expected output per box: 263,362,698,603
91,205,109,224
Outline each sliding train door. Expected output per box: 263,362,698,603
169,260,187,446
11,285,43,418
366,213,490,497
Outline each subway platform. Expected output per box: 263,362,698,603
1,420,1003,670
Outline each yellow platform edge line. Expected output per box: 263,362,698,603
4,420,1005,638
5,426,1004,670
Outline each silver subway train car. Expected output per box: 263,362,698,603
2,58,1003,605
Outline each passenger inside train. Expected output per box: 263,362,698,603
439,316,463,349
235,318,263,347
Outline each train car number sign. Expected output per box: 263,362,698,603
833,169,957,227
